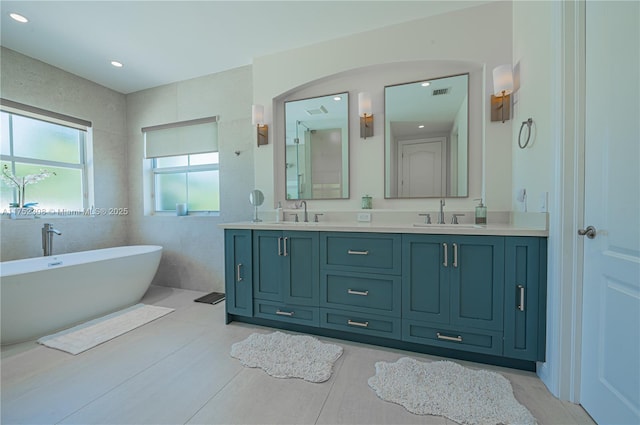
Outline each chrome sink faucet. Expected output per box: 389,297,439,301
42,223,62,256
437,199,446,224
300,200,308,222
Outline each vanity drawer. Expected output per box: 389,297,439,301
321,232,401,274
402,320,502,356
254,300,319,327
321,270,401,317
320,308,401,340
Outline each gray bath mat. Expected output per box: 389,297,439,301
230,331,343,382
194,291,225,305
368,357,537,424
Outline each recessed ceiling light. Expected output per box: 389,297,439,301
421,82,431,87
419,125,425,129
110,61,124,68
333,96,342,101
9,13,28,23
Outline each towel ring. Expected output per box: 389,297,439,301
518,118,533,149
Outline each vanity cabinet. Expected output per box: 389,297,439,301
252,230,320,325
503,237,547,361
319,233,402,339
401,234,505,356
224,229,253,317
224,227,547,368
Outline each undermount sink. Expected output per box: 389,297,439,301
412,223,484,229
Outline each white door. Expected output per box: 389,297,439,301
580,2,640,424
398,138,445,197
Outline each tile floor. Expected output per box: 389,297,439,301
1,286,596,425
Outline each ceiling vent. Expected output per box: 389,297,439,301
432,87,451,96
305,105,328,115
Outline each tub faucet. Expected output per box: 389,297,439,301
437,199,446,224
42,223,62,256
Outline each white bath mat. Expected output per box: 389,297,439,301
230,331,343,383
37,303,174,355
368,357,537,425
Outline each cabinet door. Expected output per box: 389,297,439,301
504,237,546,361
450,236,504,332
283,231,319,306
253,230,284,302
401,234,450,324
225,229,253,317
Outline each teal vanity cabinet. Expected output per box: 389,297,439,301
401,234,505,356
224,229,253,318
503,237,547,361
319,232,402,340
252,230,320,326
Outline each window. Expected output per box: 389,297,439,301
152,152,219,212
143,116,219,214
0,103,90,212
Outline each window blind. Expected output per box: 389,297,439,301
142,116,218,158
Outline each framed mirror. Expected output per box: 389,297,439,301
284,92,349,200
385,73,469,198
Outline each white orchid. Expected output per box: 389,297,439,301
2,164,56,208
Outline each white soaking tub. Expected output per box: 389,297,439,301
0,245,162,345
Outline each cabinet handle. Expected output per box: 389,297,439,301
453,243,458,268
276,310,294,316
347,319,369,328
437,332,463,342
283,237,288,257
517,285,525,311
442,243,448,267
236,263,243,282
348,249,369,255
278,237,282,256
347,289,369,296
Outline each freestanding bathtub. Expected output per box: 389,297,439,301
1,245,162,345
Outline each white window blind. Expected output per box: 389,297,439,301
143,116,218,159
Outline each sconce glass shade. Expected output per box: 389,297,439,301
251,104,264,125
358,92,372,116
492,64,514,96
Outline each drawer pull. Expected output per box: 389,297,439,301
347,319,369,328
283,237,289,257
347,289,369,296
236,263,243,282
275,310,294,317
517,285,525,311
453,243,458,268
442,243,448,267
348,249,369,255
278,237,283,256
437,332,462,342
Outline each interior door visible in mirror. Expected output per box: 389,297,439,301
284,92,349,200
385,74,469,198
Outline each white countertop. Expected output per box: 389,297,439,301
219,217,548,237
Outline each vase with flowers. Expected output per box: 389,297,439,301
1,164,56,218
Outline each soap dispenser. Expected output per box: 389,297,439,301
474,198,487,225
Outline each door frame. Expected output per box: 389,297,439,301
542,0,586,402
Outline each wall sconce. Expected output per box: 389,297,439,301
252,104,268,146
358,92,373,139
491,64,514,123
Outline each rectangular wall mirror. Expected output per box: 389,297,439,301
385,73,469,198
284,92,349,200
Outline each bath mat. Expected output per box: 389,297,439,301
230,331,343,383
194,291,225,305
37,303,174,355
367,357,537,425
